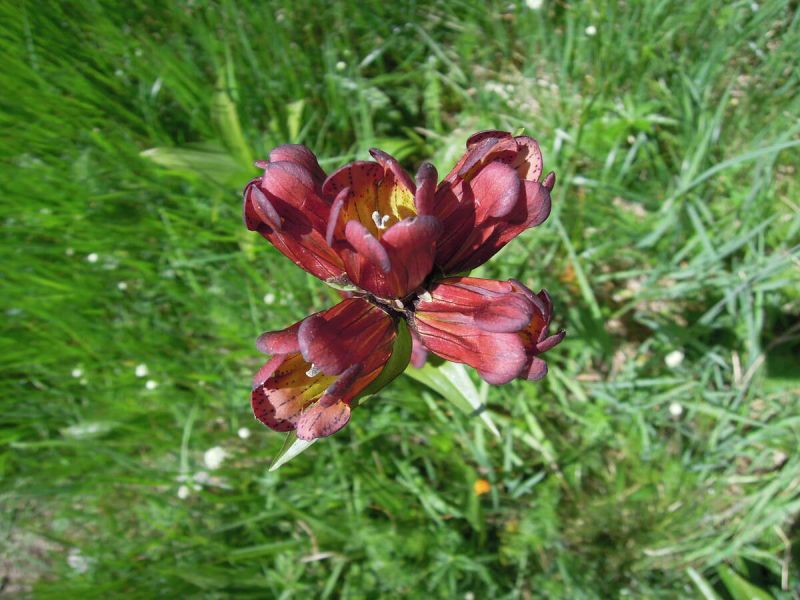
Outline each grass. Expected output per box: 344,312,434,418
1,0,799,597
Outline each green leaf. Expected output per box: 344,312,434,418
716,565,773,600
405,361,500,437
686,567,722,600
354,318,412,404
212,67,253,167
269,431,315,472
140,144,251,186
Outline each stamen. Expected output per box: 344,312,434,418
419,290,432,303
371,211,390,230
305,364,320,377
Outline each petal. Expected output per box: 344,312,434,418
466,129,513,148
472,293,534,333
268,144,326,186
414,162,438,216
537,330,566,353
468,161,522,221
369,148,416,196
322,160,383,202
261,161,329,228
296,400,351,440
524,356,548,381
249,185,283,231
326,187,350,247
412,316,527,384
256,322,301,355
251,353,336,431
511,136,543,181
297,298,394,375
381,215,441,293
419,277,533,333
344,220,391,273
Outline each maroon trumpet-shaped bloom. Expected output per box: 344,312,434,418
423,130,556,274
252,298,395,440
244,134,564,443
243,144,346,283
324,149,441,299
411,277,565,385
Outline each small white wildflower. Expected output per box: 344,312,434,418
263,292,276,305
585,25,597,36
150,77,162,98
145,379,158,390
86,252,99,263
117,281,128,291
238,427,251,440
135,363,149,378
67,548,90,574
664,350,684,369
335,60,347,71
177,485,191,499
525,0,543,9
65,247,75,256
203,446,227,470
668,402,683,417
750,1,759,10
114,68,124,77
194,471,210,484
71,367,83,378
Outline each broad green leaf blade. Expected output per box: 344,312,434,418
140,145,251,186
716,565,773,600
269,431,316,472
405,361,500,437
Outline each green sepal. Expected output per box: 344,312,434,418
268,432,315,472
352,318,412,407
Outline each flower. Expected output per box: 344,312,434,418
135,363,149,377
324,149,442,298
203,446,227,470
473,478,491,495
243,145,346,282
252,297,397,440
426,130,555,274
412,277,565,384
664,350,684,369
244,133,564,441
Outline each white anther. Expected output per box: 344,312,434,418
305,364,321,377
419,290,432,303
371,211,390,230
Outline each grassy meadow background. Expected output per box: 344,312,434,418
2,0,799,597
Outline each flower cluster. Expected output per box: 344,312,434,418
244,130,564,440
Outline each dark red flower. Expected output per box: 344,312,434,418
251,298,396,440
244,134,564,443
411,277,565,384
243,144,346,283
422,130,555,274
324,149,441,299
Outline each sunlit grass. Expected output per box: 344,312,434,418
1,0,798,596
